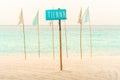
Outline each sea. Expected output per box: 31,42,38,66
0,25,120,56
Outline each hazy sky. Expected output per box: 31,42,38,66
0,0,120,25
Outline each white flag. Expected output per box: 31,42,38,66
78,8,82,24
18,9,24,25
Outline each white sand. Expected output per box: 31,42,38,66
0,54,120,80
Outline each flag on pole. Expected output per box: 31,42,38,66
33,11,39,26
83,7,92,58
33,11,40,58
18,9,24,25
82,8,90,23
78,8,83,59
18,9,27,60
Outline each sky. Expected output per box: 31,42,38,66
0,0,120,25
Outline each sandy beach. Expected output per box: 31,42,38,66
0,54,120,80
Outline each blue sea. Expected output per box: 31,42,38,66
0,25,120,55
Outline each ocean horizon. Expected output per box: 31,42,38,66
0,25,120,56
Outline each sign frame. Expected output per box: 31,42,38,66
45,9,66,20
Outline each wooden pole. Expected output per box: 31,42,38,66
78,8,82,60
89,21,92,58
80,23,82,59
64,21,68,58
59,19,63,71
38,11,40,58
51,21,55,59
22,24,27,60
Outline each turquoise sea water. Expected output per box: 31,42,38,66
0,25,120,55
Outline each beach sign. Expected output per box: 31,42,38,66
45,8,66,71
45,9,66,20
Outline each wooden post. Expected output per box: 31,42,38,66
89,21,92,58
64,21,68,58
22,24,27,60
59,19,63,71
80,23,82,59
51,21,55,59
38,11,40,58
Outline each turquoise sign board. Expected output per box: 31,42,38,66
45,9,66,20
